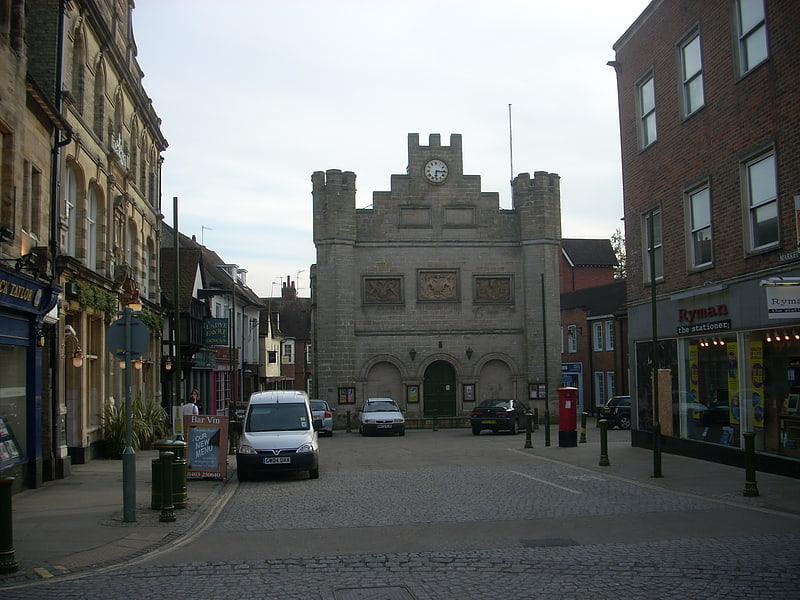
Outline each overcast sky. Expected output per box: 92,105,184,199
132,0,650,298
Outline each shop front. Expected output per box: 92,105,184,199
0,266,60,489
630,275,800,477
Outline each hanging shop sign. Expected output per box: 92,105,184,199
204,317,229,345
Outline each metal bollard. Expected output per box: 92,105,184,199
346,410,352,433
524,412,533,449
580,411,588,443
598,419,610,466
544,410,551,447
0,477,18,573
433,414,438,431
159,451,176,523
743,431,759,497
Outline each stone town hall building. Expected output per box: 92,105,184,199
311,133,562,422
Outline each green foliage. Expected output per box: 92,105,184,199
139,307,164,333
74,281,118,320
101,394,169,459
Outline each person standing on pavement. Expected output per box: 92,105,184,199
182,389,200,417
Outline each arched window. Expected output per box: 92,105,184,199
72,29,86,113
93,62,105,139
129,121,138,183
126,219,137,268
87,186,97,270
65,164,78,256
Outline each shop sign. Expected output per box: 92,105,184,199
676,303,731,335
677,320,731,335
204,317,229,345
765,285,800,319
184,414,228,481
0,271,44,312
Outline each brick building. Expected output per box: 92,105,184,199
612,0,800,475
312,133,562,424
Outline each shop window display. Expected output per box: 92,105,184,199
759,331,800,458
0,346,27,465
682,337,740,448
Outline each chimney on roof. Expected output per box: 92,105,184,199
282,276,297,300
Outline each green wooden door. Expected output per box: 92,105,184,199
423,360,457,417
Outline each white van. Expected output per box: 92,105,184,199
232,390,322,481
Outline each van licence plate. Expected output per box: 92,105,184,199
482,419,497,424
377,424,392,428
263,457,291,464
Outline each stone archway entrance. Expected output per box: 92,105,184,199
423,360,457,417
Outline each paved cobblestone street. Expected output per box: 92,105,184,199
2,428,799,599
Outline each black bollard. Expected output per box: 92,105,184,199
524,412,533,449
743,431,759,497
159,451,176,523
0,477,18,573
598,419,610,466
346,410,352,433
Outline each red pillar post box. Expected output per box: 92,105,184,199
557,387,578,447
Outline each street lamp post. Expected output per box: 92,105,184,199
648,210,663,478
122,302,136,522
106,292,148,523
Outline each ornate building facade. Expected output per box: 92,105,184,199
312,133,562,423
0,0,169,486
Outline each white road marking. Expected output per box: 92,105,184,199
510,470,583,494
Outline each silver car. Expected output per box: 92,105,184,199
310,399,335,436
358,397,405,436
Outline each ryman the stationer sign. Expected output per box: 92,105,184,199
765,284,800,319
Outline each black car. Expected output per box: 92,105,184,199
470,398,532,435
600,395,632,429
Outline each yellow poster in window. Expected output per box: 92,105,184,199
726,342,740,425
749,341,765,430
689,344,700,420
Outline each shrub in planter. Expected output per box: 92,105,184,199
101,394,169,459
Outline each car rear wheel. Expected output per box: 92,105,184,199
472,427,481,435
618,415,631,430
509,418,518,435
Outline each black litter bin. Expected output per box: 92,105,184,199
151,439,188,509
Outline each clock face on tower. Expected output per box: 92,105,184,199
424,159,449,183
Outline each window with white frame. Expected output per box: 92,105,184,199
305,344,313,364
735,0,768,75
216,370,230,413
283,339,295,364
637,74,657,148
644,209,663,283
607,372,616,399
680,32,704,116
605,320,615,351
689,184,712,267
65,164,78,256
594,372,606,406
567,325,577,353
87,187,97,271
746,152,778,251
593,322,603,352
